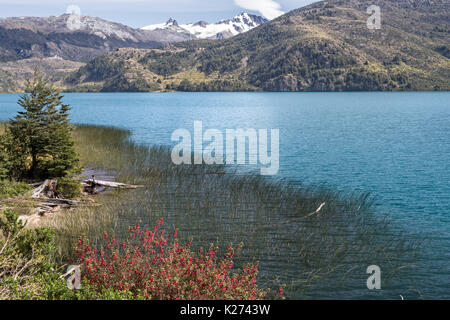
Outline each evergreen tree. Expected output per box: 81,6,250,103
6,70,79,179
0,134,12,180
43,101,79,178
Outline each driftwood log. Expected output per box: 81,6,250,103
83,176,143,194
29,181,45,187
31,179,58,199
26,179,84,220
85,178,144,189
305,202,326,217
20,177,143,226
41,198,83,206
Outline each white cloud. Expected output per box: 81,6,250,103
234,0,284,20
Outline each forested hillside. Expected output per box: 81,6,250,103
67,0,449,92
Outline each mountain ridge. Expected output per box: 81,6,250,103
0,12,269,91
141,13,268,39
65,0,449,92
0,14,194,63
1,0,448,92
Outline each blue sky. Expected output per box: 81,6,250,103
0,0,318,27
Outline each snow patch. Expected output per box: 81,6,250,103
141,13,267,39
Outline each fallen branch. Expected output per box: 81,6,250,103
43,198,83,206
31,182,47,199
85,179,144,189
31,180,57,199
305,202,326,217
28,181,45,187
17,177,102,228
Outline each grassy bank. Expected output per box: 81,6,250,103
43,124,418,299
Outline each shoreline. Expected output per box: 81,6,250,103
0,123,428,299
2,89,450,94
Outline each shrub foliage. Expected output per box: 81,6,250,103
75,218,276,300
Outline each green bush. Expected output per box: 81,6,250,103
0,209,63,299
0,180,31,198
0,209,146,300
56,176,82,199
0,131,12,180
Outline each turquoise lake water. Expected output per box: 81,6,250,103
0,92,449,299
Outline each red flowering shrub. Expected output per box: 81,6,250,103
75,218,273,300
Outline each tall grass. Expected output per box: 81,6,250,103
0,122,6,135
45,124,419,299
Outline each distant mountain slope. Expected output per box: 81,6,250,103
0,14,193,63
0,13,267,92
66,0,449,92
0,57,84,93
142,13,268,39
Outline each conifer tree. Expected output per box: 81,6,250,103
6,70,79,179
0,133,11,180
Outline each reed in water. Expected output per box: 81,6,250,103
45,124,419,299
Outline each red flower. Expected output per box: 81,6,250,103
75,220,272,300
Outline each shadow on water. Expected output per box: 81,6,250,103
47,125,421,299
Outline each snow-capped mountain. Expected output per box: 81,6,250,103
141,13,268,39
